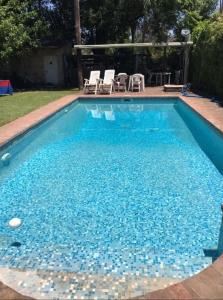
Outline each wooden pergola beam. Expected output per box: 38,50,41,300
73,41,193,50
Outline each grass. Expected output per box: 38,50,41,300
0,89,78,127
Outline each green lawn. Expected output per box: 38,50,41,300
0,89,78,127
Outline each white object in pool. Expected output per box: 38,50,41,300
105,110,115,121
8,218,22,229
91,108,102,119
102,105,115,121
1,153,11,165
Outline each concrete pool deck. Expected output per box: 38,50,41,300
0,87,223,299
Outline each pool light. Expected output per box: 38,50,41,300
1,153,11,166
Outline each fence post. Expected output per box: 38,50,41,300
183,31,191,85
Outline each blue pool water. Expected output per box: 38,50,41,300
0,98,223,280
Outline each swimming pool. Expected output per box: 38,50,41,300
0,98,223,298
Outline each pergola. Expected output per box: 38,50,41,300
73,0,193,89
74,41,193,49
73,41,193,87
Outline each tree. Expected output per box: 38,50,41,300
0,0,46,62
80,0,128,44
177,0,218,18
42,0,74,43
175,0,219,35
0,0,219,63
143,0,178,42
191,14,223,98
118,0,145,43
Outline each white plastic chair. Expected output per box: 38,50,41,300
98,70,115,94
131,74,142,92
84,71,100,94
114,73,128,92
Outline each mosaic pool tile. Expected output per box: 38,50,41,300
0,267,181,299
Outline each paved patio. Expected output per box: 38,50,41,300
1,87,223,299
0,281,33,300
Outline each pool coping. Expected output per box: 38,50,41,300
1,87,223,299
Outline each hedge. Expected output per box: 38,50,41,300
191,15,223,100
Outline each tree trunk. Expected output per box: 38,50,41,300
163,47,167,71
74,0,83,89
183,45,190,85
142,20,147,42
131,26,136,43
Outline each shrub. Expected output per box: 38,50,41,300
191,15,223,100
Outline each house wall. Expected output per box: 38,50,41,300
11,45,72,87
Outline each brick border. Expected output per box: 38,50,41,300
0,281,34,300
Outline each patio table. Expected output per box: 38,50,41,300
149,72,172,86
162,72,171,85
150,72,163,86
0,80,13,95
